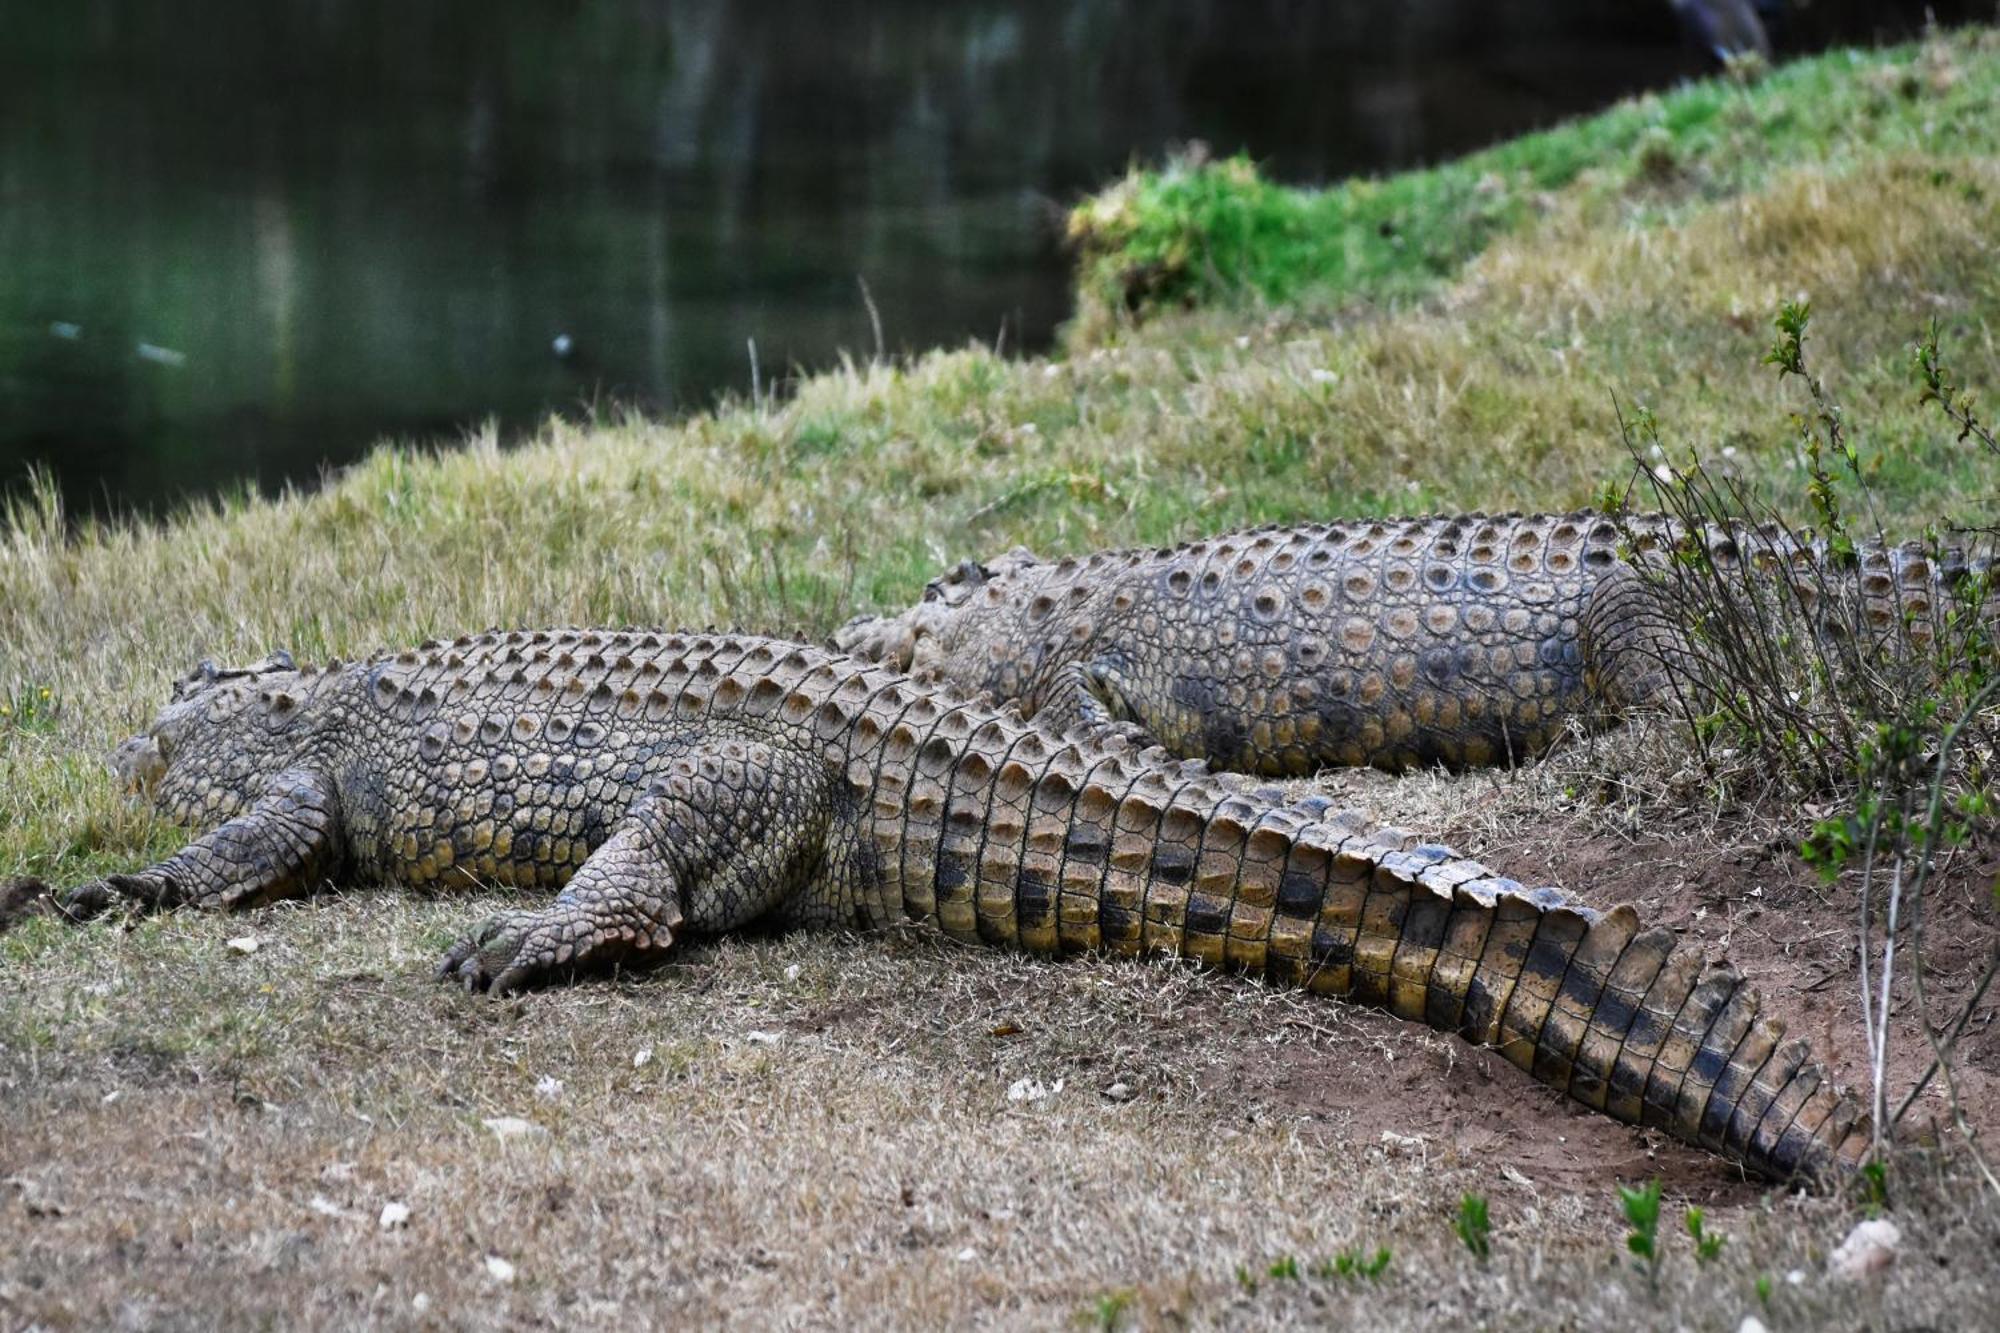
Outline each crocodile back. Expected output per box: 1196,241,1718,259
840,511,1998,774
918,513,1624,771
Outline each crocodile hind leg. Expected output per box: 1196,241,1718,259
59,768,343,917
437,739,840,995
1579,563,1697,715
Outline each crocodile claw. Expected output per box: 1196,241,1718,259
437,907,675,996
58,881,117,920
57,872,176,920
435,910,562,996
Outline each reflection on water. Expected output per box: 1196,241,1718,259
0,1,1965,514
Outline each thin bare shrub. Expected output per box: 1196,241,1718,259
1607,304,1998,1185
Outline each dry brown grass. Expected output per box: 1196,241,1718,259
3,878,1996,1330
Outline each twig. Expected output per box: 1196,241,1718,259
857,276,885,365
1856,776,1883,1148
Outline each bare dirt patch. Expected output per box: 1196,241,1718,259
0,876,52,933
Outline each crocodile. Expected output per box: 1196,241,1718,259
39,628,1869,1182
833,511,1996,774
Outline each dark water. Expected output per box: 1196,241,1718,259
0,1,1968,515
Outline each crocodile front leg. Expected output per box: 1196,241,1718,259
1032,660,1161,750
60,769,342,917
437,739,839,995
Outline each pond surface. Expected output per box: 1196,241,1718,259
0,1,1965,515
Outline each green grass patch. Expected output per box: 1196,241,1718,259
1068,27,2000,333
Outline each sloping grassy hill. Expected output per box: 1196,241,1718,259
1068,29,2000,326
2,25,1998,1331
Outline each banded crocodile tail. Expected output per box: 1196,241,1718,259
1244,819,1869,1182
1320,842,1872,1183
903,738,1872,1183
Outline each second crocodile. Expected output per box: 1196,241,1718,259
834,511,1995,773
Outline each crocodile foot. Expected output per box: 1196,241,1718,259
57,871,179,920
437,911,552,995
435,908,673,996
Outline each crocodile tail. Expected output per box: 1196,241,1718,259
1274,825,1872,1183
890,704,1871,1184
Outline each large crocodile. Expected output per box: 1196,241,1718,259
834,511,1996,773
38,628,1868,1182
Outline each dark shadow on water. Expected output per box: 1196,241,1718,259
0,0,1970,516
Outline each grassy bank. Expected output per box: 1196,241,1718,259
1069,27,2000,329
4,25,1999,1331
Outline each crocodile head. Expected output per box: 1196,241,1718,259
112,650,303,822
830,547,1042,679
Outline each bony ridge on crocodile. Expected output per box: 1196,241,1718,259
834,510,1996,774
28,625,1872,1185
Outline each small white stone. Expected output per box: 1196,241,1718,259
955,1247,977,1263
485,1254,516,1284
226,936,260,955
1309,367,1337,384
1738,1317,1770,1333
1829,1218,1901,1279
746,1030,781,1046
633,1046,653,1069
412,1294,431,1314
481,1116,542,1141
379,1201,411,1230
1103,1082,1134,1102
534,1076,565,1101
307,1195,345,1218
784,964,801,982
